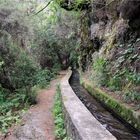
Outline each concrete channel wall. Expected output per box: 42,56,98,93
60,70,117,140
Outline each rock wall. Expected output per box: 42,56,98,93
79,0,140,70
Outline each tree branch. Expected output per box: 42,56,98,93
35,0,53,15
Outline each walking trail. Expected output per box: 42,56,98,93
4,71,66,140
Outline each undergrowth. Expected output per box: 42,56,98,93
0,69,57,134
53,85,72,140
0,86,29,134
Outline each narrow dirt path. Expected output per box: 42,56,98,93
4,71,66,140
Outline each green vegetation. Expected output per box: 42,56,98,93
91,57,108,86
0,40,56,133
53,86,72,140
0,0,140,136
89,39,140,107
0,0,79,134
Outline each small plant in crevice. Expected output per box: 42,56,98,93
124,71,140,85
123,91,140,105
91,57,108,87
53,85,72,140
107,76,121,91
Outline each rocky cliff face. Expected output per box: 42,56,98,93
79,0,140,70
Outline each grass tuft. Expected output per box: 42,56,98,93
53,85,72,140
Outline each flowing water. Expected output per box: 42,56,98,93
69,70,140,140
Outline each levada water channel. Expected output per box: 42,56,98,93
69,70,140,140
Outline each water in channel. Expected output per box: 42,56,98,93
69,70,140,140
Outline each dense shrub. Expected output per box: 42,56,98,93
0,38,55,133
